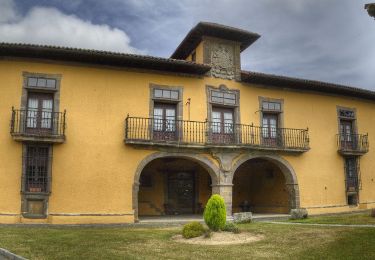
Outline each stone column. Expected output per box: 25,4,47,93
212,183,233,217
133,182,140,222
286,183,300,210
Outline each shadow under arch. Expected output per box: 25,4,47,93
231,154,300,211
132,152,220,221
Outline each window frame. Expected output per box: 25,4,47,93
206,85,240,143
21,143,53,219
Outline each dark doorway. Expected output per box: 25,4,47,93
167,172,195,214
138,158,212,217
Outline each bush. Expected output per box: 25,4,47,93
182,221,205,239
371,208,375,218
222,222,240,233
203,194,226,231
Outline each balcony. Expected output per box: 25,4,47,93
336,133,369,156
125,116,309,152
10,108,66,143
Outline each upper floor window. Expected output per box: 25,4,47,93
210,89,237,106
27,77,57,89
262,101,281,112
153,88,179,100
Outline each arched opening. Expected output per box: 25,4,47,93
137,157,214,218
232,157,298,214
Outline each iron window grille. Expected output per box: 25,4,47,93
23,145,52,193
344,157,361,192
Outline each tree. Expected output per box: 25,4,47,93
365,3,375,19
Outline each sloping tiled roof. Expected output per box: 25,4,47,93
241,71,375,101
171,22,261,59
0,42,211,75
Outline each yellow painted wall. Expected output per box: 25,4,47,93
0,58,374,224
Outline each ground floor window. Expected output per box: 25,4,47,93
23,144,51,193
344,157,359,193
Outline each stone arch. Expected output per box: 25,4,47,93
132,152,220,221
231,154,300,210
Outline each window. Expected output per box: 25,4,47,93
153,103,177,141
337,107,357,150
24,145,50,193
345,157,359,193
211,107,234,143
260,98,283,146
211,90,237,105
262,101,281,112
153,89,179,100
26,93,54,132
27,77,57,89
191,51,196,62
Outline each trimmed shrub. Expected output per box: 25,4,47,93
182,221,205,239
222,222,240,234
371,208,375,218
204,194,226,231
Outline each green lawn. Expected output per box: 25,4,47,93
0,221,374,259
288,211,375,225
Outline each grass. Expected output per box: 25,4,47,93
288,211,375,225
0,221,374,259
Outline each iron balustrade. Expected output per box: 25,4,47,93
336,133,369,154
125,116,309,151
10,108,66,139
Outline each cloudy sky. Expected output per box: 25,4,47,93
1,0,375,90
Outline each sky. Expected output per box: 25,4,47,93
1,0,375,90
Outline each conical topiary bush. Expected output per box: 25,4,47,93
203,194,226,231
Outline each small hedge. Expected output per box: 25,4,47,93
182,222,205,239
222,222,240,233
204,194,226,231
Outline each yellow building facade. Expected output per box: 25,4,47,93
0,22,374,224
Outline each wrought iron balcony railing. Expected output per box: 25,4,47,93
336,133,369,155
125,116,309,152
10,108,66,143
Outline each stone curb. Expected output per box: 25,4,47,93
265,221,375,228
0,248,28,260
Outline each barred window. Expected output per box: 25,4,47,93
27,77,56,89
24,145,50,193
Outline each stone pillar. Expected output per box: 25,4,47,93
286,183,300,210
133,182,140,222
212,183,233,217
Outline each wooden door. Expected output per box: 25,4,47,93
26,93,53,134
262,113,279,146
340,120,355,150
167,172,195,214
153,103,177,141
211,107,234,144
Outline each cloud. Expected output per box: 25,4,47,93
0,0,140,53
